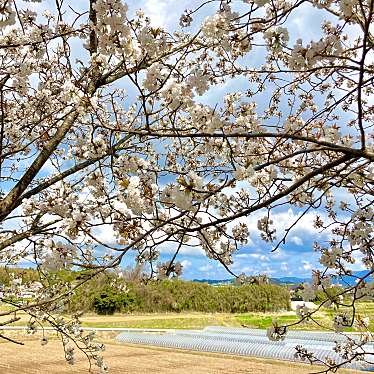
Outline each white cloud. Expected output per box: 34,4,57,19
93,225,117,245
261,267,276,275
290,236,303,246
235,252,268,261
142,0,169,27
158,242,205,256
270,248,287,260
280,262,289,272
301,261,312,271
235,253,251,259
198,264,213,272
139,0,188,29
180,259,192,269
348,252,366,271
270,208,324,237
236,207,331,249
240,266,254,273
249,253,269,262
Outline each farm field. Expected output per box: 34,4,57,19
1,304,374,373
75,301,374,331
0,336,362,374
2,301,374,331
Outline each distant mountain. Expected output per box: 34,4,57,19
193,271,373,287
192,278,233,285
192,277,309,285
331,270,372,286
270,276,310,285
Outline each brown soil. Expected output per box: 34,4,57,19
0,337,361,374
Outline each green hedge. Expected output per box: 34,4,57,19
81,280,290,314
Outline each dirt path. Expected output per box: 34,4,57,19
82,312,232,322
81,311,295,323
0,338,361,374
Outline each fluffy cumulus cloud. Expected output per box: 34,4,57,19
157,242,205,257
141,0,170,27
198,264,213,272
136,0,195,29
290,236,303,246
301,261,312,271
176,206,328,280
180,259,192,270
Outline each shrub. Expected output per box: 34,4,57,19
92,288,135,315
314,287,345,305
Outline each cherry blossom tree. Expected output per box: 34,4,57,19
0,0,373,371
